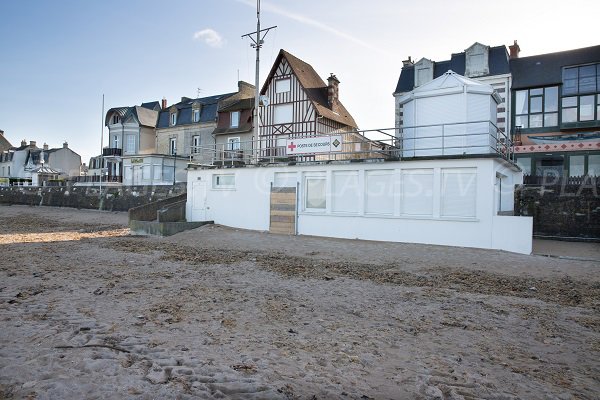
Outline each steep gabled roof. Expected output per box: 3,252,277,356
0,133,12,152
261,49,358,128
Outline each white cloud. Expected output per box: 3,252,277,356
193,28,225,48
236,0,392,56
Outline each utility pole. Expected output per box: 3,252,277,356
99,94,104,195
241,0,276,163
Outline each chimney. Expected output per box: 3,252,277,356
327,73,340,108
509,40,520,59
402,56,414,67
21,139,27,147
43,143,49,150
161,97,167,109
63,141,68,149
29,140,36,147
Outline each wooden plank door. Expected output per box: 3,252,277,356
269,186,296,235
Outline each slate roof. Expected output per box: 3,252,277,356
394,45,510,94
510,44,600,89
105,102,160,127
261,49,358,128
157,93,236,129
140,101,160,111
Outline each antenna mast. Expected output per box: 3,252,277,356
241,0,276,162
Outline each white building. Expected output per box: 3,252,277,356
396,70,505,157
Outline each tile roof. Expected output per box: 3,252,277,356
0,133,12,151
510,44,600,89
261,49,358,128
394,45,510,94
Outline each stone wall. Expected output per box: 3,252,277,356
515,183,600,239
0,184,187,212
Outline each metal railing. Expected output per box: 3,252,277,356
188,122,514,167
523,174,599,186
72,175,123,183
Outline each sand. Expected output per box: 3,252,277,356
0,205,598,399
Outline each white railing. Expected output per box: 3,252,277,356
188,122,514,166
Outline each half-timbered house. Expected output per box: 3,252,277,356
259,49,370,160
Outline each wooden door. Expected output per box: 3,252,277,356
269,186,296,235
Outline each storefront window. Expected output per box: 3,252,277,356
569,155,585,176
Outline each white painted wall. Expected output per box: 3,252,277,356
186,158,532,254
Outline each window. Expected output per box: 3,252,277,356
170,112,177,126
514,87,558,129
401,169,433,216
331,171,359,214
275,78,291,93
562,95,599,123
230,111,240,128
169,138,177,155
111,115,120,124
142,165,151,180
273,104,293,124
125,135,135,153
569,155,585,177
440,168,477,218
588,155,600,176
365,170,394,215
113,135,119,148
212,174,235,189
192,135,200,154
153,165,162,181
227,137,240,150
305,176,326,210
193,109,200,123
516,157,532,175
562,63,600,95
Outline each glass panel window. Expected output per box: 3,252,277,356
569,156,585,177
530,96,542,113
515,115,528,129
562,107,578,123
305,177,326,210
192,135,200,154
544,113,558,127
169,138,177,155
580,95,595,121
227,137,241,150
170,113,177,125
515,90,528,114
579,65,597,93
193,109,200,122
125,135,135,153
529,88,543,96
529,114,542,128
597,96,600,120
562,67,578,95
230,111,240,128
588,155,600,176
544,87,558,112
516,157,531,175
213,174,235,189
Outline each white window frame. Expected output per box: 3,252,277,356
170,112,177,126
125,135,135,153
227,137,241,150
142,165,151,180
304,174,327,212
169,138,177,155
113,135,119,148
275,78,291,93
230,111,240,128
273,103,293,124
212,173,235,189
192,135,200,154
193,109,200,123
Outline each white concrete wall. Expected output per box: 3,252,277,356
187,158,532,254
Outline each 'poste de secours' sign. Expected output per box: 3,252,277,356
286,135,343,155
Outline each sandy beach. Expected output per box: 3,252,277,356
0,205,598,399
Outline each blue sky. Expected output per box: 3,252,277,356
0,0,598,164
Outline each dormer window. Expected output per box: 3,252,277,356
465,43,490,78
170,112,177,126
230,111,240,128
111,115,120,124
193,109,200,123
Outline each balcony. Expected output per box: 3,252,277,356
103,147,122,157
